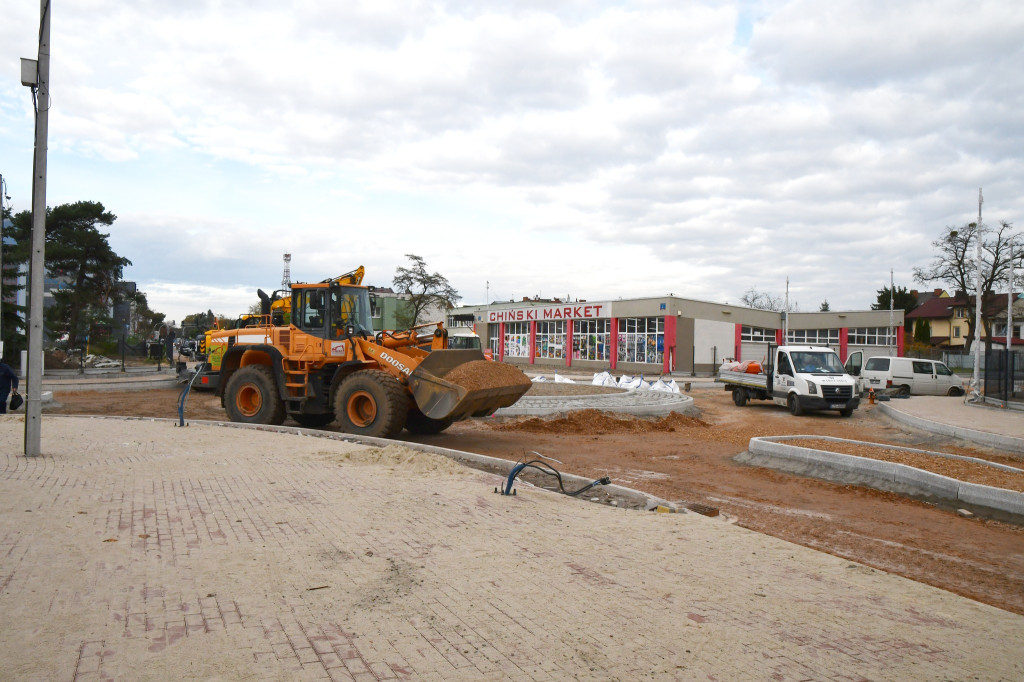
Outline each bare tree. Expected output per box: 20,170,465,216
740,288,798,312
913,220,1023,353
393,254,461,328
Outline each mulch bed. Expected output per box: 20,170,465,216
795,438,1024,492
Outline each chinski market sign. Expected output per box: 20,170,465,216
487,304,608,323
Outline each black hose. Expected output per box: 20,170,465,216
500,459,610,497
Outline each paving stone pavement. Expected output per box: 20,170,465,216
495,388,694,417
2,416,1023,681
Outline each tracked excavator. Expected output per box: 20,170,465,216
206,267,531,437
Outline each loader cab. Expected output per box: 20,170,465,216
292,284,373,339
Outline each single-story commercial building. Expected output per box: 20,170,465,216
449,296,904,376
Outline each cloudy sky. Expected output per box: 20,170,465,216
1,0,1021,324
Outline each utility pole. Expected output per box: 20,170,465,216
22,0,51,456
782,277,790,341
0,173,7,357
971,188,984,401
889,268,895,357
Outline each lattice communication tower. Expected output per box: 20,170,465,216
281,253,292,290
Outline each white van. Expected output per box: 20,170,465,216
845,352,965,396
448,328,494,360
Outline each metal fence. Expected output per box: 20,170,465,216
983,349,1024,402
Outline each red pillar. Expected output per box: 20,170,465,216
839,328,849,362
734,324,743,361
565,321,573,368
897,326,905,357
663,315,676,373
610,318,618,371
529,321,536,365
775,329,784,346
498,322,505,362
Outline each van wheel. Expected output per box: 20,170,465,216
897,385,911,397
787,394,803,416
840,406,854,417
334,370,408,439
224,365,286,425
732,388,748,407
947,386,964,397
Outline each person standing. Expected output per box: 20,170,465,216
0,359,19,414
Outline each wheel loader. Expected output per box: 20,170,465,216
208,270,531,437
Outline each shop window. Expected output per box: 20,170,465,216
787,329,839,345
849,327,895,346
741,326,773,342
535,320,567,360
617,317,664,364
503,322,530,358
572,319,610,361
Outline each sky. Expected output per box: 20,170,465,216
1,0,1022,325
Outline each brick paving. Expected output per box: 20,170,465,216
1,416,1023,680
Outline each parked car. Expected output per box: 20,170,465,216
845,352,965,396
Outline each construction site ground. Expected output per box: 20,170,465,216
43,381,1024,618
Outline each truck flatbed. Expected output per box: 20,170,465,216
716,370,768,390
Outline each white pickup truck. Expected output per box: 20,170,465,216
717,345,860,417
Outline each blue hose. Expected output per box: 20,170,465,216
177,362,207,426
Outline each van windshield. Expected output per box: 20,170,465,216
449,335,481,350
791,351,845,374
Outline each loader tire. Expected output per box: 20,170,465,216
335,370,409,439
405,408,454,435
224,365,286,425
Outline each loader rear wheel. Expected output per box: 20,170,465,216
405,408,454,435
335,370,408,439
224,365,286,425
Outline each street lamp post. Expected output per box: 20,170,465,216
21,0,51,456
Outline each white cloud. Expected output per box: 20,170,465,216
0,0,1021,325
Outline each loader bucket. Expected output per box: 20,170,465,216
408,350,532,421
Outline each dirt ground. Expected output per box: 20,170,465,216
46,384,1024,616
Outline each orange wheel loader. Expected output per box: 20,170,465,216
210,273,531,438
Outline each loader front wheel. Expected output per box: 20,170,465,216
225,365,286,425
335,370,409,439
405,408,454,435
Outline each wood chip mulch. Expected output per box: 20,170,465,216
794,438,1024,492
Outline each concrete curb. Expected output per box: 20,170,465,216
45,378,181,392
878,402,1024,453
742,435,1024,522
38,414,677,513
